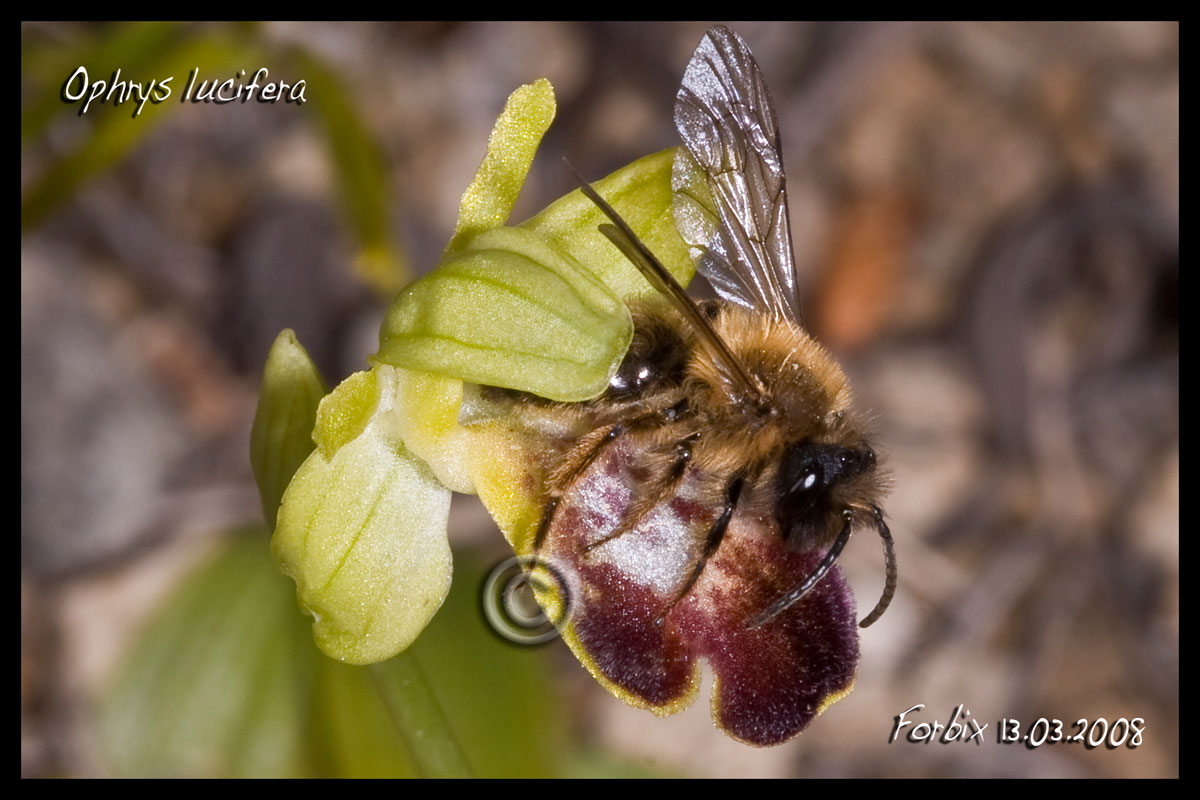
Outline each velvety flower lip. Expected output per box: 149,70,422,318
538,438,859,746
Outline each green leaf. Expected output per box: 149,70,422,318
522,147,695,299
375,226,632,402
305,552,567,778
21,22,179,147
272,367,453,664
446,78,556,254
97,530,318,778
21,33,247,231
249,330,327,530
361,658,472,777
306,657,421,777
384,552,567,777
288,48,411,295
98,534,567,777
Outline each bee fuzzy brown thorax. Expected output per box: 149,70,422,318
701,305,852,423
679,304,860,466
586,299,888,557
508,25,896,746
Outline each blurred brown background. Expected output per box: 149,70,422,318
21,21,1177,778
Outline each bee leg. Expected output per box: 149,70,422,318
532,422,625,552
747,509,854,630
858,505,896,628
536,398,689,553
583,433,698,555
653,475,746,625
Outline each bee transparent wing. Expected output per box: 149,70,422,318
569,166,766,402
672,25,802,324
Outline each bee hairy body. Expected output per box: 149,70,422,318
472,25,896,743
479,298,885,740
491,296,885,617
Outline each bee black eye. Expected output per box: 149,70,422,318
776,442,876,545
792,468,821,494
607,314,688,398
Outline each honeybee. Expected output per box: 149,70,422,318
493,26,895,745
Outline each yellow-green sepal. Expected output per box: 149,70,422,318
249,329,328,530
445,78,556,255
272,366,452,665
522,147,694,299
375,226,632,402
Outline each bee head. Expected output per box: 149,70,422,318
775,441,876,547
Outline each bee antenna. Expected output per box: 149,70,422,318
564,159,767,405
748,510,853,629
858,505,896,628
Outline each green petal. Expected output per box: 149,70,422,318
385,367,474,494
272,368,452,664
312,368,380,460
446,78,556,254
249,330,327,530
376,226,632,402
293,49,412,295
521,147,694,299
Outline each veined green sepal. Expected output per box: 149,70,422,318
522,147,694,300
250,329,328,530
272,366,452,665
376,226,632,402
446,78,556,254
